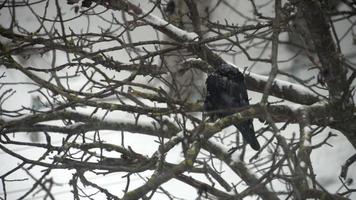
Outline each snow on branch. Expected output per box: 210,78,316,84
182,58,320,105
0,110,178,137
243,66,321,105
143,14,199,42
93,1,320,105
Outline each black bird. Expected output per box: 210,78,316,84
204,64,260,151
165,0,176,15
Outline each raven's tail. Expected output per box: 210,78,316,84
235,120,260,151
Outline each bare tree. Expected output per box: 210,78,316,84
0,0,355,199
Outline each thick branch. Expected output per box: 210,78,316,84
0,110,178,137
295,1,349,102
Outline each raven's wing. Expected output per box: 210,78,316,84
225,74,260,150
205,73,237,118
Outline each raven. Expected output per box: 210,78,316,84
204,64,260,151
